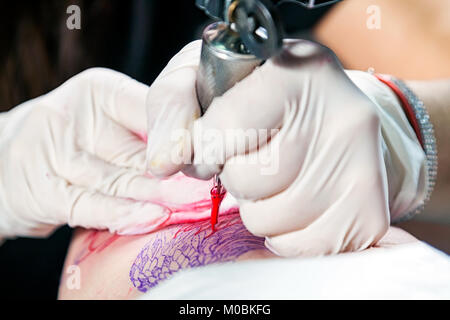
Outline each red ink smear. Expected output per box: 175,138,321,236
210,186,226,232
173,211,240,240
144,172,154,179
133,131,148,143
121,199,214,234
127,287,134,298
75,231,120,264
122,197,213,214
166,199,212,214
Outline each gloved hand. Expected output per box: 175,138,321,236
0,67,229,241
146,40,428,256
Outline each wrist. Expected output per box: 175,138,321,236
373,74,437,221
345,70,434,222
0,109,54,239
405,80,450,214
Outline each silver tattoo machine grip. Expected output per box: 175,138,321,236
196,21,262,199
195,1,281,199
196,22,263,114
194,0,340,227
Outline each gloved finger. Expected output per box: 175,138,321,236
74,68,149,136
146,41,202,177
155,59,290,180
152,40,202,81
86,117,148,172
238,188,324,239
181,41,338,180
62,181,170,235
145,40,334,180
219,105,311,200
181,162,222,181
61,151,162,201
239,159,390,239
263,199,389,257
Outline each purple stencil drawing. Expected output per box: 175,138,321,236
129,214,266,292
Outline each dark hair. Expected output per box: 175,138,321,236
0,0,134,111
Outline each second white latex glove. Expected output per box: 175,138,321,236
146,40,427,256
0,67,229,241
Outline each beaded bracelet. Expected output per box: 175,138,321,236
374,73,438,219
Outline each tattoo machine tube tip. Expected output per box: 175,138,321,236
196,21,262,231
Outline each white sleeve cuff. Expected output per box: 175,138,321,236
345,70,430,222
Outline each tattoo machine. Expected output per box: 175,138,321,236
194,0,340,230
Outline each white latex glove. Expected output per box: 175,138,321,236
146,40,428,256
0,67,230,241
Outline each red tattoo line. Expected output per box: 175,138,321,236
74,231,120,264
173,211,241,240
73,201,239,265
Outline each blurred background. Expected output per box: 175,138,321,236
0,0,448,299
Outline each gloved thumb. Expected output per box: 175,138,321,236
146,40,202,177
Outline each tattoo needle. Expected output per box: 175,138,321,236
210,174,225,232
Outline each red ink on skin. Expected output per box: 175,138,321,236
173,211,241,239
126,287,134,298
133,131,148,143
120,199,215,234
210,186,226,232
73,176,237,262
152,199,212,214
74,231,121,264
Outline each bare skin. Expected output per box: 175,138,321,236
58,0,450,298
58,213,275,300
315,0,450,80
58,220,417,300
316,0,450,224
57,78,449,298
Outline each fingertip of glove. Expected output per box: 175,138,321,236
264,237,284,257
147,157,185,180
